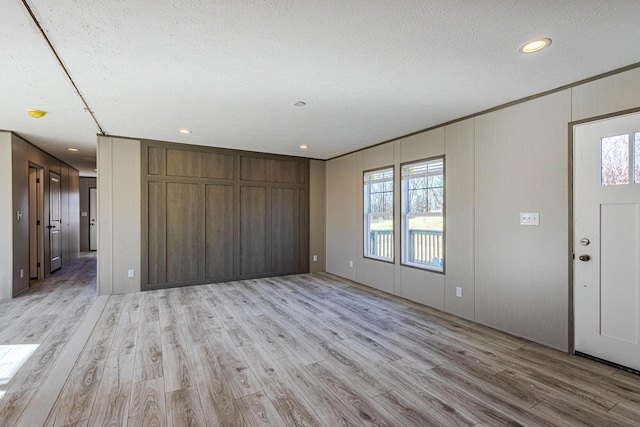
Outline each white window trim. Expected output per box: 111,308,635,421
401,158,444,272
363,167,394,262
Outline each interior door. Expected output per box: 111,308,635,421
50,172,62,271
574,111,640,371
89,187,97,251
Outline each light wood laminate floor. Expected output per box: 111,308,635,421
3,263,640,426
0,252,98,426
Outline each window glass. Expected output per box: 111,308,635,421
364,168,394,261
401,158,444,271
601,134,629,186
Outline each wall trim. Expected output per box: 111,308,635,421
329,61,640,161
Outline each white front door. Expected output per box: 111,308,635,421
574,111,640,371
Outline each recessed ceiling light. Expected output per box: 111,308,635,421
67,147,79,152
293,101,306,107
299,145,309,149
179,129,192,134
28,109,46,119
519,38,552,54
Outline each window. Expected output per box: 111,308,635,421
401,158,444,271
600,132,640,186
364,167,394,261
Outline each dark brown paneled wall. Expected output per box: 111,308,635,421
142,141,309,290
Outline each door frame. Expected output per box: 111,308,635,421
28,164,45,280
568,105,640,354
89,186,97,251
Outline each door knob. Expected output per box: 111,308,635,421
578,254,590,262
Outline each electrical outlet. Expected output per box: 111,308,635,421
520,212,540,226
313,255,318,262
349,260,354,268
456,287,462,298
128,269,134,278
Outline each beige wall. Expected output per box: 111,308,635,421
0,132,13,298
97,136,141,295
309,160,326,272
12,135,30,295
325,66,640,351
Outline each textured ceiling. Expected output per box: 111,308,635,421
2,1,640,176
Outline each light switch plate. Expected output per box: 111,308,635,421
520,212,539,226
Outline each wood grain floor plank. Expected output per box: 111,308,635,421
374,389,476,427
388,358,524,427
166,386,207,427
189,343,246,427
530,398,636,427
45,353,105,426
257,315,324,365
238,342,322,427
0,389,36,427
140,291,159,323
87,355,134,427
238,392,287,427
306,361,398,427
127,378,167,427
133,321,163,383
274,356,366,427
160,325,195,392
204,326,263,399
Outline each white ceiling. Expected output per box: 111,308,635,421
2,1,640,176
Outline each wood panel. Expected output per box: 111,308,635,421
241,157,300,184
166,183,200,283
240,156,269,182
205,184,235,279
240,186,267,276
166,148,233,179
147,146,163,175
147,182,166,285
270,158,300,184
271,188,298,273
142,141,309,290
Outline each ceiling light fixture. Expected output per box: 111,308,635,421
67,148,79,152
179,129,192,134
28,109,47,119
519,38,552,54
299,145,309,149
293,101,306,107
